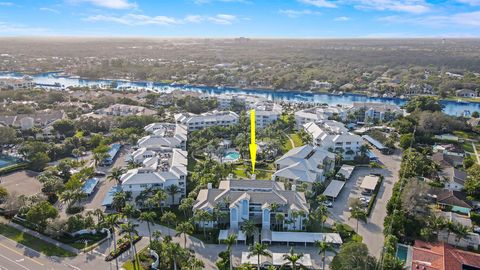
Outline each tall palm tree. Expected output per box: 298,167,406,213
103,214,120,270
165,242,182,270
111,191,128,212
166,184,180,205
224,234,237,270
241,219,256,244
139,211,156,247
349,208,367,232
120,221,139,269
185,258,205,270
248,243,271,270
275,213,285,231
315,238,336,270
427,215,446,237
154,189,167,213
282,248,304,270
161,211,177,236
93,152,109,167
108,167,125,186
175,221,194,248
194,210,214,238
454,223,470,248
179,197,194,218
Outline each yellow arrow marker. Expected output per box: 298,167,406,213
249,109,257,174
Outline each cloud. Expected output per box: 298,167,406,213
334,16,350,21
0,22,49,34
298,0,337,8
85,13,238,26
353,0,429,14
279,9,321,18
0,2,13,6
378,11,480,27
70,0,137,9
193,0,250,4
456,0,480,5
39,7,61,14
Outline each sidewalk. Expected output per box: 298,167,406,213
6,221,80,254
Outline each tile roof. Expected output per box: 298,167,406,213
412,240,480,270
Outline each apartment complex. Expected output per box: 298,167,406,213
294,106,349,129
249,101,283,129
349,102,403,123
0,78,35,90
122,147,187,205
95,104,157,117
174,110,239,131
138,123,188,150
193,180,309,231
273,144,335,184
303,120,363,160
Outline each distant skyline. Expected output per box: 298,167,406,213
0,0,480,37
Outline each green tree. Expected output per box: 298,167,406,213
166,184,180,205
330,242,377,270
472,111,479,118
161,211,177,236
29,152,50,171
315,239,336,270
104,214,121,270
224,234,237,270
248,243,271,270
399,133,414,150
139,211,157,247
120,221,139,269
175,221,194,248
53,119,76,137
282,248,304,270
404,96,444,113
0,126,16,153
241,219,256,245
26,201,58,232
0,186,8,203
108,167,125,186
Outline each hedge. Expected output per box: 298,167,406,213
105,236,143,261
366,176,384,216
0,163,28,175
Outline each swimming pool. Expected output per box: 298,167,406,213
396,244,409,262
0,156,18,168
222,151,240,162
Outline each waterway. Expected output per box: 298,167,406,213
1,71,479,117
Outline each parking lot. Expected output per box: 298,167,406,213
327,147,402,258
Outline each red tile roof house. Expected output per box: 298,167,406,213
411,240,480,270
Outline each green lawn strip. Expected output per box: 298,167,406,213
454,130,479,140
122,247,151,270
290,133,303,147
0,223,76,257
462,142,475,153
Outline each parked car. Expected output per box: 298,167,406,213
323,201,333,208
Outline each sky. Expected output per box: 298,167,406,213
0,0,480,37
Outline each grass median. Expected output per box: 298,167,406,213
0,223,76,257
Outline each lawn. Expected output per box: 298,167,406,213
233,163,275,180
462,142,475,153
454,130,479,140
0,223,76,257
283,133,303,151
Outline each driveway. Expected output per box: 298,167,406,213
328,148,402,258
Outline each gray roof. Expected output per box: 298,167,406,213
323,180,345,198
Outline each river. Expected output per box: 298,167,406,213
1,72,479,117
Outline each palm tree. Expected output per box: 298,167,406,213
282,248,304,270
161,211,177,236
241,219,256,244
315,238,336,270
185,258,205,270
427,215,446,237
112,191,128,212
275,213,285,231
224,234,237,270
194,210,214,238
119,221,139,269
248,243,271,270
154,189,167,213
103,214,120,270
139,211,156,247
454,223,470,248
93,152,109,167
165,242,182,270
126,159,142,169
166,184,180,205
179,197,194,218
349,208,367,232
175,221,194,248
108,167,125,186
359,144,371,157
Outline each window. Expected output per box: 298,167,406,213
231,208,237,222
242,200,248,216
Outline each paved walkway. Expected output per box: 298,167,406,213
7,222,80,254
472,142,480,164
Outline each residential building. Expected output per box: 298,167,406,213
303,120,364,160
294,106,349,129
405,83,434,96
121,147,187,205
193,180,309,231
249,101,282,129
94,104,157,117
0,110,66,129
138,123,188,150
432,152,464,168
273,144,335,184
440,167,467,192
216,94,268,109
174,110,239,131
349,102,403,123
410,240,480,269
0,78,35,89
429,188,473,215
310,80,332,89
456,89,477,98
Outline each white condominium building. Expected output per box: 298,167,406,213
303,120,363,160
122,147,187,205
216,94,267,109
294,106,349,129
273,144,335,184
193,180,309,231
349,102,403,123
249,101,283,129
174,110,239,131
138,123,188,150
